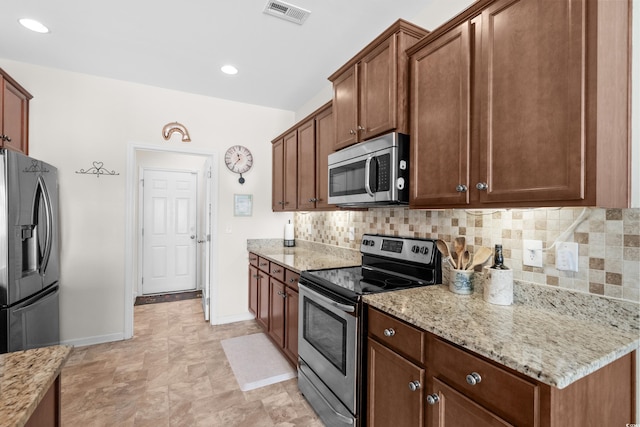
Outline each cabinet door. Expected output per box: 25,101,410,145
248,265,259,316
360,35,397,141
1,78,30,155
283,287,298,363
368,339,425,427
428,378,512,427
296,119,316,210
477,0,585,204
333,65,359,150
410,22,471,208
268,278,285,348
272,138,284,211
256,270,269,330
314,105,334,209
283,130,298,210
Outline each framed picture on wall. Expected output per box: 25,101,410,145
234,194,253,217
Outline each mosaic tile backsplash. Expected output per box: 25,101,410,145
294,208,640,303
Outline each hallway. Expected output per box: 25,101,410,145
60,299,321,426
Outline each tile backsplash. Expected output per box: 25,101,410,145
294,207,640,303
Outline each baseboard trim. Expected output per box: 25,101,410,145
61,332,126,348
212,312,255,325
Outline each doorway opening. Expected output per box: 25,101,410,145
125,143,218,340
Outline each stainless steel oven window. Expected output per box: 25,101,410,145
302,297,348,375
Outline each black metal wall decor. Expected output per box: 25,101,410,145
75,161,120,178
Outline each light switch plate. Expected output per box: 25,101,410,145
556,242,579,272
523,239,543,267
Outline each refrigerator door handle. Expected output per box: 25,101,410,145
35,176,53,274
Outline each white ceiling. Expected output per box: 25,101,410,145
0,0,436,112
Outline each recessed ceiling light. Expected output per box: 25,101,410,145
221,65,238,75
19,18,50,34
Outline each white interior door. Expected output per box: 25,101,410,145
142,169,197,295
201,160,212,320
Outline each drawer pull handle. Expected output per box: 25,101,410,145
426,394,439,405
272,269,281,273
408,381,421,392
466,372,482,386
383,328,395,337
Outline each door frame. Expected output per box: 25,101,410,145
125,142,218,340
138,167,199,297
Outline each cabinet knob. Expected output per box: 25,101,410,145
272,269,281,274
456,184,468,193
289,278,297,283
308,198,318,202
466,372,482,386
253,274,260,278
476,182,488,191
349,129,356,135
426,394,439,405
408,380,421,392
357,125,365,132
383,328,395,337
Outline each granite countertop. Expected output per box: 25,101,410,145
363,285,639,389
247,239,360,273
0,345,72,427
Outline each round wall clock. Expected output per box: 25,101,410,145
224,145,253,184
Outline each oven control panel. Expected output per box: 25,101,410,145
361,234,437,265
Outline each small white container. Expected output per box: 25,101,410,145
450,269,474,295
483,266,513,305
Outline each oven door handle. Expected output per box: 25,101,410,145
300,284,356,313
364,156,375,197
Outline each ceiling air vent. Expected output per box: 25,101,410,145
263,0,311,25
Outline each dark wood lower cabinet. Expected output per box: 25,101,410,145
247,252,299,366
367,305,636,427
367,339,425,427
25,375,61,427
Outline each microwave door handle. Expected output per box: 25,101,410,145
364,156,374,197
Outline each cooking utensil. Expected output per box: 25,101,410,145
461,250,470,270
436,239,457,269
466,246,493,271
453,237,466,269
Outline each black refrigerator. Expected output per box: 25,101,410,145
0,149,60,354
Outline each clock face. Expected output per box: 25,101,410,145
224,145,253,174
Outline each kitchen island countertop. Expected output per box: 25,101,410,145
0,345,71,426
363,285,639,389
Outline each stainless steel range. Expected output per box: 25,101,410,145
297,234,442,426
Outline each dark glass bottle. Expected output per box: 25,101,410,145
491,244,507,269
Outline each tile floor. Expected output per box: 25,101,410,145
61,299,323,426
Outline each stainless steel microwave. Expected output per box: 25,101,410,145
328,132,409,207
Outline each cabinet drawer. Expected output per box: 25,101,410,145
285,269,300,291
248,252,259,267
257,257,270,273
430,337,539,427
270,263,286,282
367,307,425,364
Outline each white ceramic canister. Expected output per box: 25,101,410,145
483,266,513,305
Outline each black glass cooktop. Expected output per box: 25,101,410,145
300,265,435,301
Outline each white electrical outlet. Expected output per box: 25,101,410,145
556,242,579,272
523,239,543,267
348,227,355,241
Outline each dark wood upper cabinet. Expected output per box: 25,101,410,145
271,101,336,212
0,68,32,155
408,0,631,209
329,19,429,150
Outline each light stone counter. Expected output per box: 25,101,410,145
247,239,361,272
0,345,72,426
363,284,639,389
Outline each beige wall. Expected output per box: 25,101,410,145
0,58,295,345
